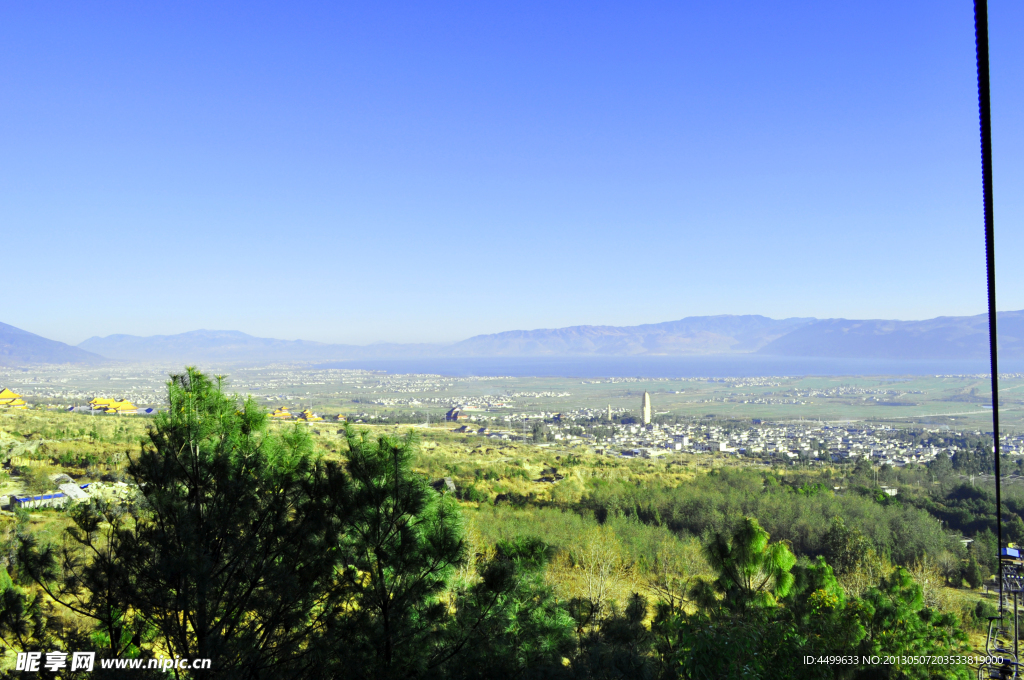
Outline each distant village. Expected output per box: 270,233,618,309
5,365,1024,475
443,390,1024,469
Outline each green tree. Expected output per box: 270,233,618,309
15,499,152,666
1006,514,1024,546
852,456,874,480
974,528,999,578
857,568,971,679
0,577,65,666
572,593,654,680
964,553,984,589
656,517,806,680
20,368,353,678
929,451,953,479
656,517,972,680
439,537,576,680
785,556,866,656
822,516,869,575
696,516,796,612
330,427,468,680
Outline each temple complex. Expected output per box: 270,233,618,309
0,388,27,409
88,397,138,414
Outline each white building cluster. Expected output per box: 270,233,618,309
494,392,1024,466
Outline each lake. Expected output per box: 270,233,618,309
315,355,1024,379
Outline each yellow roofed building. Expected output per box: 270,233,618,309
297,409,323,422
0,389,28,409
105,400,138,415
269,407,292,419
91,397,137,415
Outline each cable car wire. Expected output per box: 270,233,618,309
973,0,1003,610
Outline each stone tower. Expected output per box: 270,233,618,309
641,391,652,425
607,404,612,421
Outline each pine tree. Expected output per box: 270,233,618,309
698,516,796,611
20,368,353,678
858,568,971,679
965,553,984,589
326,427,467,680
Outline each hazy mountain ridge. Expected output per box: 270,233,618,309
0,322,107,365
5,312,1024,366
757,311,1024,360
446,316,815,356
74,316,819,363
77,330,444,364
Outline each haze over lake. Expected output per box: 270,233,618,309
315,356,1024,379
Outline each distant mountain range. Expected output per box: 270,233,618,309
2,312,1024,366
76,330,442,364
0,322,106,365
756,312,1024,360
446,316,814,356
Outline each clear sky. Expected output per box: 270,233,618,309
3,1,1023,346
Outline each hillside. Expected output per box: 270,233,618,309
0,322,107,366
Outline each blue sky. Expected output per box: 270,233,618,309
3,1,1022,345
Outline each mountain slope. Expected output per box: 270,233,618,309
0,322,108,365
756,311,1024,360
446,315,815,356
